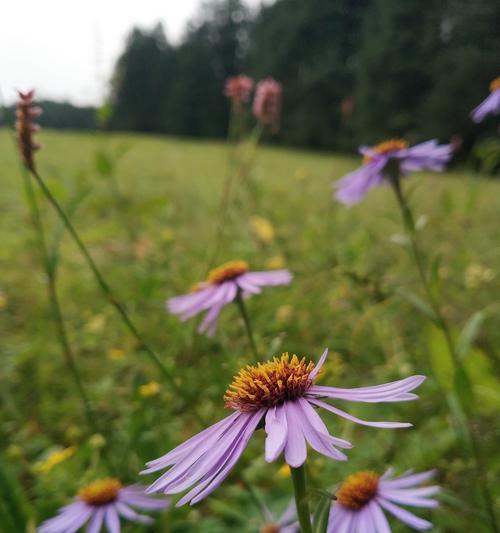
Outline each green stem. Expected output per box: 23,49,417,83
235,293,258,359
21,168,114,470
390,174,498,533
28,167,205,425
291,465,313,533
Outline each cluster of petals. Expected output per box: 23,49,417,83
142,349,425,506
328,468,439,532
167,262,292,336
16,89,42,171
253,77,283,132
37,483,169,533
224,75,254,109
471,77,500,123
334,139,453,206
260,500,298,533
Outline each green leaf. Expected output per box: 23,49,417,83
312,493,332,533
453,366,474,413
428,325,454,391
457,311,486,361
429,253,442,295
394,287,437,323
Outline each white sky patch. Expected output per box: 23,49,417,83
1,0,264,106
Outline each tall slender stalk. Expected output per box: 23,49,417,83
389,172,498,533
27,167,206,425
291,465,313,533
20,168,114,470
235,292,258,359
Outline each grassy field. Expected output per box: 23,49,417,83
0,128,499,532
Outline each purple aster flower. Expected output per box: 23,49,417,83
334,139,453,206
260,500,298,533
328,468,439,532
167,260,292,336
142,349,425,506
37,479,169,533
471,77,500,123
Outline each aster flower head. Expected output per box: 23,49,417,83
225,75,254,110
260,500,298,533
471,77,500,123
37,478,169,533
167,260,292,336
334,138,453,206
142,349,425,506
253,78,283,132
16,90,42,171
328,468,439,532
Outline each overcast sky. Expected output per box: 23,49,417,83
1,0,264,106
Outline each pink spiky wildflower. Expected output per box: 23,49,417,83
253,78,283,132
328,468,439,532
37,479,169,533
142,349,425,506
225,75,254,111
471,77,500,123
16,90,42,171
334,139,452,206
167,260,292,336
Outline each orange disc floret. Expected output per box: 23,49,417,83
207,260,249,285
260,524,280,533
337,471,379,510
224,353,315,412
78,478,122,505
489,77,500,92
363,139,409,164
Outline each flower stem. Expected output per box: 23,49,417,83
390,174,499,533
235,292,258,359
291,465,313,533
20,167,114,470
28,167,205,425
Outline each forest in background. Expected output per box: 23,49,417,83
3,0,500,156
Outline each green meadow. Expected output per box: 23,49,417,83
0,129,499,532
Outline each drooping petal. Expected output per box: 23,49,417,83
37,501,93,533
104,505,121,533
379,487,440,508
240,270,293,287
309,398,412,429
86,507,106,533
367,501,391,533
264,405,288,462
379,470,436,490
328,506,355,533
355,506,376,533
308,375,425,403
115,502,153,525
471,90,500,123
283,402,307,467
119,486,170,510
300,399,352,449
334,157,387,206
167,285,217,317
377,497,433,530
278,499,297,526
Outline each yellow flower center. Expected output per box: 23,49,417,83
78,478,122,505
224,353,315,412
207,260,249,285
336,471,379,510
490,77,500,92
363,139,409,164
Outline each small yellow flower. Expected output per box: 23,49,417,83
0,292,7,310
275,304,293,322
160,227,175,242
464,263,496,289
250,216,274,245
139,381,161,397
86,314,106,333
108,347,126,361
88,434,106,449
266,255,286,269
34,446,76,474
277,464,291,478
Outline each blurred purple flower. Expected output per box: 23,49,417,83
167,260,292,336
253,78,283,132
260,500,298,533
471,77,500,123
38,479,169,533
224,75,254,111
142,350,425,506
334,139,453,206
328,468,439,532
